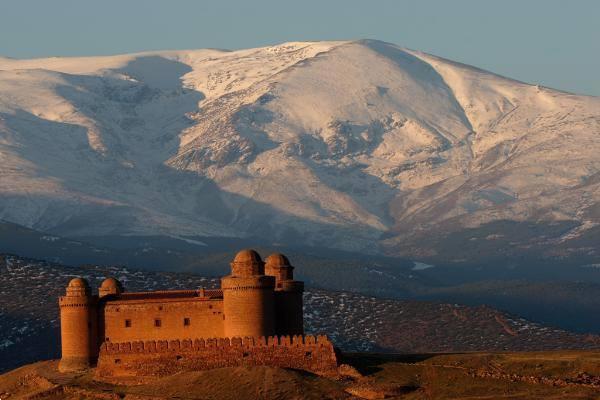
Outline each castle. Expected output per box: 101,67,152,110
58,250,339,377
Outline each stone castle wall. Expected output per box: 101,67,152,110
96,334,339,378
58,290,98,372
222,275,276,338
101,296,225,343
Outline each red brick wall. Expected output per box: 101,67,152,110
96,335,338,377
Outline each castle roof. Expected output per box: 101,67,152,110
230,249,265,276
99,277,124,297
100,277,123,290
264,253,295,283
66,277,91,296
67,277,89,288
265,253,291,267
233,249,262,264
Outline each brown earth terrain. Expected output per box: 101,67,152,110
1,351,600,399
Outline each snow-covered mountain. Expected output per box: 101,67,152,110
1,40,599,262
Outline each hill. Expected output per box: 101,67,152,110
1,40,599,268
1,351,599,399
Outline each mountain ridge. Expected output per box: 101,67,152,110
1,40,599,264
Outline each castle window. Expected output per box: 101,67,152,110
183,318,190,326
125,319,131,328
154,319,162,327
114,359,121,364
305,352,312,358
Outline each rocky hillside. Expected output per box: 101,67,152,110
2,352,600,399
2,254,599,374
1,40,599,265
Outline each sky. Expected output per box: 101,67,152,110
1,0,598,96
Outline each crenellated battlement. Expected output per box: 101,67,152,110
100,334,333,355
96,334,338,378
59,296,96,306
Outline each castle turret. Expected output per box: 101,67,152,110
222,250,276,338
99,277,123,297
265,253,304,336
265,253,294,283
58,278,98,372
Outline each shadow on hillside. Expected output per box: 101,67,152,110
0,323,60,374
1,55,384,250
118,55,194,90
54,55,204,161
341,352,437,376
361,39,473,132
0,111,383,251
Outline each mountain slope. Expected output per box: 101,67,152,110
1,40,599,262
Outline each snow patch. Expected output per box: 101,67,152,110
412,262,435,271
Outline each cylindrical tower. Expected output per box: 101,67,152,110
265,253,304,336
58,278,97,372
222,249,276,338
